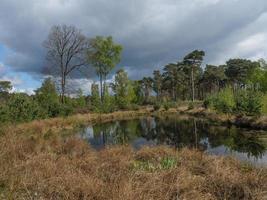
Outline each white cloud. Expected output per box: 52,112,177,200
11,87,35,95
1,75,23,86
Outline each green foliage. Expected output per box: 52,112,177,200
90,83,101,112
225,59,260,85
58,103,74,116
35,78,61,118
7,94,42,122
152,70,163,99
153,102,161,111
75,88,87,108
205,87,235,113
112,69,136,109
100,88,117,113
261,94,267,114
132,157,177,172
234,90,262,116
87,36,122,101
0,81,12,93
205,87,263,116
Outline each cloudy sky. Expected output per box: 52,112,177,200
0,0,267,94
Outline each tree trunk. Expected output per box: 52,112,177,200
100,74,103,103
61,74,66,104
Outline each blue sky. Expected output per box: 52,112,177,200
0,44,41,94
0,0,267,94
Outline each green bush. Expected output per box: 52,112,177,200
261,94,267,114
7,94,42,122
204,87,264,116
59,103,74,116
205,87,235,113
234,90,262,116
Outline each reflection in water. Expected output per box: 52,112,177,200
79,115,267,165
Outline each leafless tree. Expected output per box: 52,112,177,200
43,24,88,103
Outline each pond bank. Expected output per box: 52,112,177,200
178,106,267,130
5,106,267,136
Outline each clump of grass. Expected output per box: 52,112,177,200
132,157,177,172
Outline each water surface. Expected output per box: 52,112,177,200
78,115,267,165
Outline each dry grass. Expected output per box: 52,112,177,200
0,127,266,200
1,108,154,136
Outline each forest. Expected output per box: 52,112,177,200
1,25,267,123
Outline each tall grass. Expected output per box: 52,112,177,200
0,128,266,200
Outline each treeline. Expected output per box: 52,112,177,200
1,24,267,123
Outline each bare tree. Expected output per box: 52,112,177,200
43,24,88,103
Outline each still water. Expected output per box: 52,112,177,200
78,115,267,165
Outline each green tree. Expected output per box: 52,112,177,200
162,63,187,101
76,88,87,108
132,80,144,104
201,65,226,95
152,70,163,100
35,78,60,118
0,81,12,104
102,85,116,113
112,69,136,109
141,77,153,104
0,81,12,93
225,59,259,89
90,83,101,112
183,50,205,102
87,36,122,102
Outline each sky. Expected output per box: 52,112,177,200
0,0,267,94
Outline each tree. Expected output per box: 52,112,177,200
87,36,122,102
90,82,101,111
201,65,226,95
111,69,136,108
76,88,86,108
141,77,153,103
225,58,259,89
152,70,163,100
0,81,12,104
35,78,60,117
183,50,205,102
43,24,88,103
0,81,12,93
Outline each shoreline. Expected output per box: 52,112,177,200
4,106,267,137
178,106,267,130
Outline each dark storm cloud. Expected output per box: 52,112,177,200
0,0,267,79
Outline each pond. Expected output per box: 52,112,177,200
77,115,267,166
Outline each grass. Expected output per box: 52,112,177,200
0,127,266,200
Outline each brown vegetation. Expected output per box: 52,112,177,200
0,126,266,200
178,105,267,130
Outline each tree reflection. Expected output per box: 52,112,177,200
88,116,266,160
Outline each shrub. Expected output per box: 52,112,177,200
59,103,74,116
204,87,264,116
261,94,267,114
234,90,262,116
205,87,235,113
7,94,43,122
153,102,161,111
